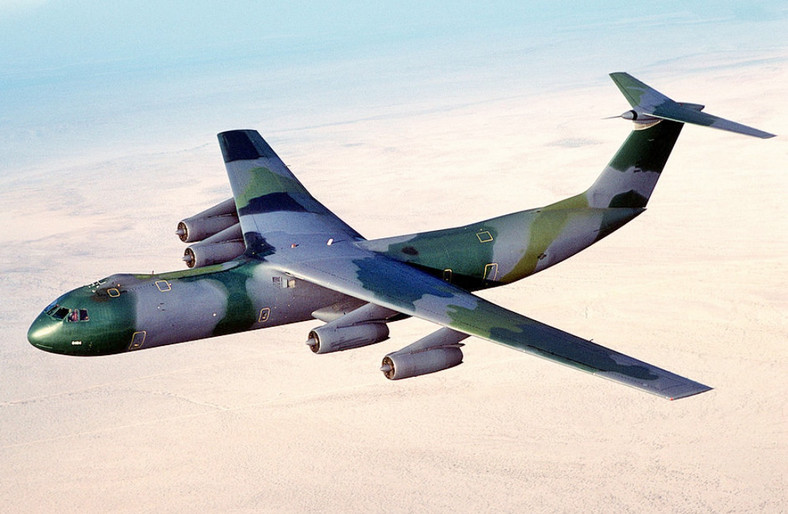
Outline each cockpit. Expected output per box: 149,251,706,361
44,302,90,322
29,277,135,356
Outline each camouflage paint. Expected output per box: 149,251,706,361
28,259,349,356
31,73,772,398
610,72,775,139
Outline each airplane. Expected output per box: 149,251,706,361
27,73,775,400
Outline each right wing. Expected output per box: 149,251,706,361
269,242,712,400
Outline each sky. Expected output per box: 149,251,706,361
2,1,786,172
1,2,786,511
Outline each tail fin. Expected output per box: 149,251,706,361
584,73,774,209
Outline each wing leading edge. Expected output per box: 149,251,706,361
269,243,711,400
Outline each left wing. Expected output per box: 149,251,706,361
268,242,711,400
218,129,365,253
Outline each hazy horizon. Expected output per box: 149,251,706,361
2,3,786,512
3,2,786,172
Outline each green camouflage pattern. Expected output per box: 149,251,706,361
28,259,351,355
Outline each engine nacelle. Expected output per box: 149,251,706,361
307,323,389,354
380,347,463,380
182,223,244,268
379,327,468,380
176,197,238,243
183,241,245,268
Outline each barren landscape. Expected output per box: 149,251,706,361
1,4,786,512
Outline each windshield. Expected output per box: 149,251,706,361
45,304,89,322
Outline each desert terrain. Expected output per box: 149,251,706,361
1,5,786,511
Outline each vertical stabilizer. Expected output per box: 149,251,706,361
584,73,774,209
585,119,683,209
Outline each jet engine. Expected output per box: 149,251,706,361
306,303,397,354
183,223,244,268
380,327,468,380
307,323,389,354
176,197,238,243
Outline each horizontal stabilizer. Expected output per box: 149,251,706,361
610,72,775,139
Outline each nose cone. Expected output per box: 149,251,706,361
29,287,135,356
27,313,61,353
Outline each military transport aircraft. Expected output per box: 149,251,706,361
28,73,774,400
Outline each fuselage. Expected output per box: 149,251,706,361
28,204,642,356
27,259,350,355
363,203,642,289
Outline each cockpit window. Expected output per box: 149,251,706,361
65,309,90,322
48,306,90,322
52,307,69,320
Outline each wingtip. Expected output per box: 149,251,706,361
667,384,713,401
217,130,279,163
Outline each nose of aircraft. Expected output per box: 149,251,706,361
27,312,61,353
28,288,135,356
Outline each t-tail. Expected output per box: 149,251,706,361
580,72,775,210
